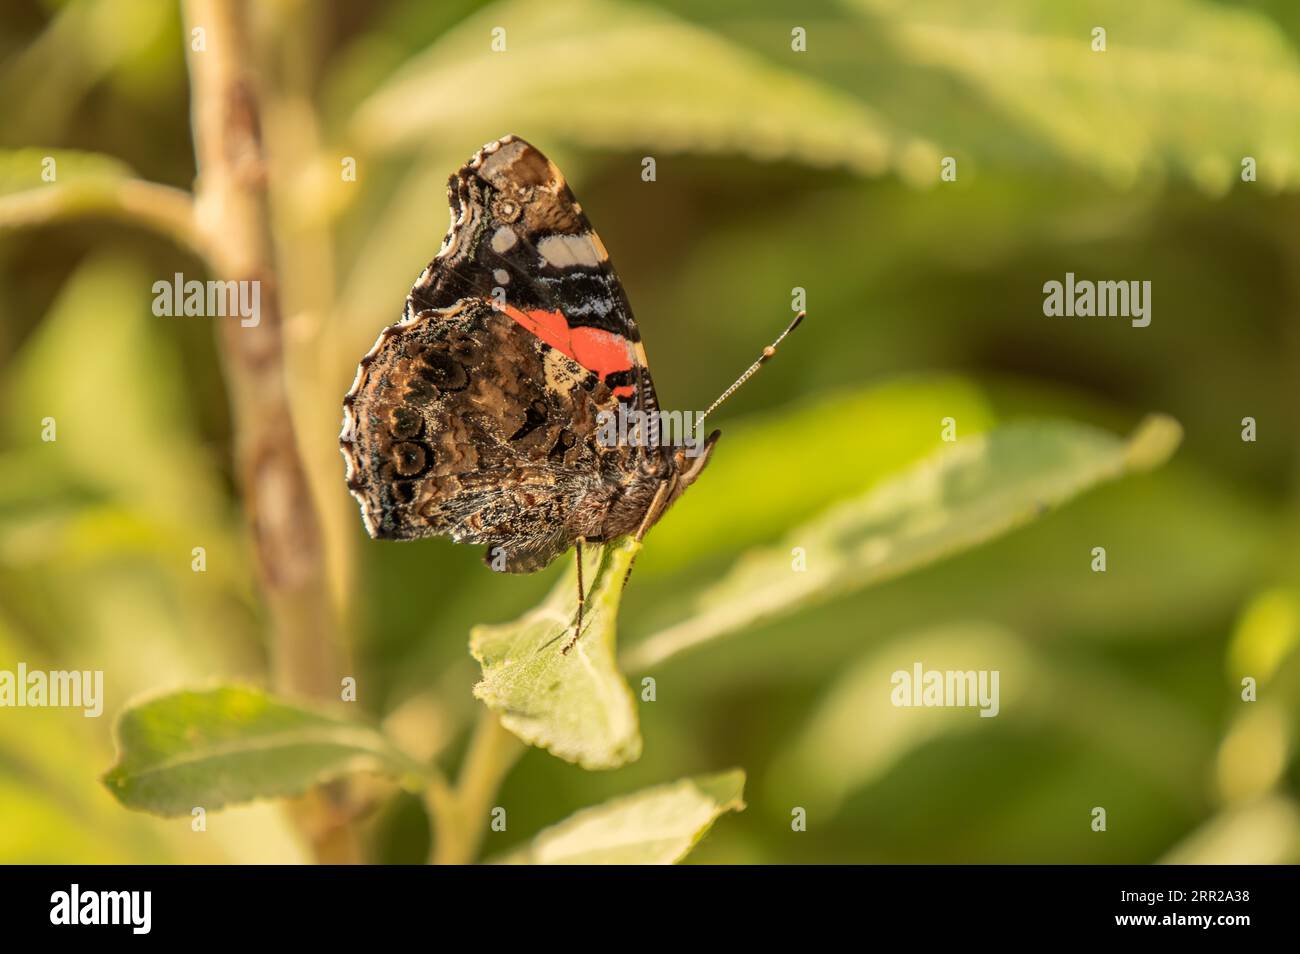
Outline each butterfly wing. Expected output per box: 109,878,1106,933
409,135,662,450
341,137,665,572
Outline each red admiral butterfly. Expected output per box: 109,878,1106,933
341,135,803,651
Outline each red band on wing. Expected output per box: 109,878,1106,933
501,304,636,397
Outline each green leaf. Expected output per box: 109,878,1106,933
641,376,998,576
352,0,893,174
657,460,1269,693
497,769,746,864
848,0,1300,191
471,538,642,770
102,687,422,816
626,414,1182,670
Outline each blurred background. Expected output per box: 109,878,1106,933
1,0,1299,864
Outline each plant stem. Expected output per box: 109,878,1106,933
182,0,354,861
427,712,524,865
0,179,203,257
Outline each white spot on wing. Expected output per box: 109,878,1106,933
491,226,518,252
537,233,605,268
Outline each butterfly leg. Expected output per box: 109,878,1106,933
561,537,587,655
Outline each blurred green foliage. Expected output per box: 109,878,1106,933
1,0,1299,863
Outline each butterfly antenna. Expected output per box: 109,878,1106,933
698,310,806,429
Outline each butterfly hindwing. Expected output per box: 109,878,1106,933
342,296,626,570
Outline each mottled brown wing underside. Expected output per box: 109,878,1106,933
341,297,633,571
341,135,678,573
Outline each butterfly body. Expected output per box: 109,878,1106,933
341,135,717,573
